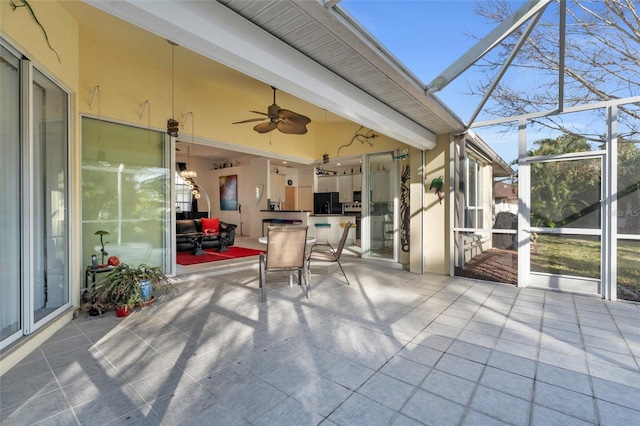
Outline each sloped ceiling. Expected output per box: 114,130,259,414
78,0,465,150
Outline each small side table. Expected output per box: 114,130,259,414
185,232,206,256
84,265,115,289
216,232,230,252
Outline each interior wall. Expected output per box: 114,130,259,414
250,158,270,239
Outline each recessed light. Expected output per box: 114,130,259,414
282,161,287,164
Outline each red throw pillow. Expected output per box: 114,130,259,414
201,217,219,234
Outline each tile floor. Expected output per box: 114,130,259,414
2,255,640,425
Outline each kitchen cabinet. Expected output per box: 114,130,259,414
352,173,362,192
338,175,353,202
317,175,338,193
283,186,297,210
298,186,313,211
270,173,285,202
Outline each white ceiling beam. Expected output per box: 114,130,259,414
83,0,436,149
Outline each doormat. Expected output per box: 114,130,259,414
176,246,265,266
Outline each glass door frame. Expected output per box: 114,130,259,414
21,60,73,335
361,151,399,262
519,150,606,295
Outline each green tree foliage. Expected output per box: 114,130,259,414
617,141,640,234
529,135,601,227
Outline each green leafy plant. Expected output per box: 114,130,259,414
80,263,176,316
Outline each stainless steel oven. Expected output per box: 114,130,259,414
343,202,362,241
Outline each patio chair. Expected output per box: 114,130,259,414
307,221,353,288
259,225,309,303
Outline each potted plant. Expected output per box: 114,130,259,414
80,263,176,317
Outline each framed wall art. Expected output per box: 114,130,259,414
219,175,238,211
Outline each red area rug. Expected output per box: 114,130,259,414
176,246,265,266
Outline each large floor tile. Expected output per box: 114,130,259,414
2,262,639,426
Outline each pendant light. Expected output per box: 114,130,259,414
322,109,329,163
167,40,179,137
180,112,197,179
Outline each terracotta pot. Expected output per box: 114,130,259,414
135,296,156,308
115,305,130,317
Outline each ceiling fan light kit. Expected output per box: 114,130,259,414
233,86,311,135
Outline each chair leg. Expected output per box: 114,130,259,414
259,254,267,303
336,259,350,285
302,266,310,298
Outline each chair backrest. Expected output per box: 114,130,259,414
334,222,353,259
265,226,308,270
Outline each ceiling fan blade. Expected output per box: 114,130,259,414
232,117,267,124
277,121,308,135
254,121,278,133
249,110,269,117
278,109,311,125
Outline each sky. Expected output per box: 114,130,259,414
339,0,529,166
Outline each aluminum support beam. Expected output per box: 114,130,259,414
427,0,553,93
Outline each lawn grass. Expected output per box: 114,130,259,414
531,234,640,300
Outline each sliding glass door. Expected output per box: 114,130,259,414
1,46,22,346
1,44,71,349
363,151,397,260
31,68,70,323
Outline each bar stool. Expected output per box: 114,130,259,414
314,223,332,248
340,222,355,245
383,221,394,249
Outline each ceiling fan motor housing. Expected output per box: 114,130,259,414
268,104,280,120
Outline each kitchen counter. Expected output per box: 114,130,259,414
308,215,356,244
258,210,311,238
260,210,310,213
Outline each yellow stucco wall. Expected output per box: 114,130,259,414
0,0,78,87
77,30,408,163
423,134,450,275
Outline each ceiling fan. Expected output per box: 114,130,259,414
233,86,311,135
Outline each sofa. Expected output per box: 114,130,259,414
176,218,237,252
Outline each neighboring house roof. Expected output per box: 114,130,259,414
466,130,516,177
494,181,518,200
